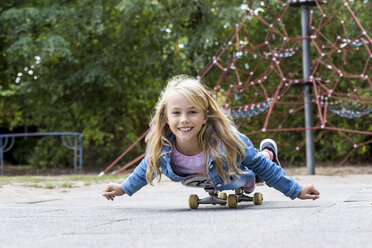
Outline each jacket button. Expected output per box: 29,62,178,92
217,183,222,187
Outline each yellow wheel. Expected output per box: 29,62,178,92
227,194,238,208
218,192,227,200
188,194,199,209
253,192,263,205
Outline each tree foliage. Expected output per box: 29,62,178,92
0,0,246,168
0,0,370,169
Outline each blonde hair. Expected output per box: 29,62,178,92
145,75,246,184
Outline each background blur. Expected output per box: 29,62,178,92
1,0,371,172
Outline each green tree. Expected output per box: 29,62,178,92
0,0,246,169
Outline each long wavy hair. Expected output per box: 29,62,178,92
145,75,247,184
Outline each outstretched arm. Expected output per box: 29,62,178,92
103,183,125,201
297,184,320,200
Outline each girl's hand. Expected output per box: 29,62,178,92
298,184,320,200
102,183,125,201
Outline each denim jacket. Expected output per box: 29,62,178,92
121,130,302,200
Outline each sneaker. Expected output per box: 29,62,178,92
259,138,281,167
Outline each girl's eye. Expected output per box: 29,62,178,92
190,111,197,114
172,111,180,115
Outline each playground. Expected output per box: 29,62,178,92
1,0,371,175
1,1,371,247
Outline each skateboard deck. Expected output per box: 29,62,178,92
181,175,213,189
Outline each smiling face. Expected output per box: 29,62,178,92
166,91,207,154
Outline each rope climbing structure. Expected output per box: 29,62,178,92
199,0,371,169
101,0,371,176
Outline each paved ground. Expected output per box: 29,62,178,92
1,173,372,248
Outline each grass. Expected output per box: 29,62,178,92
45,184,56,189
61,183,73,188
22,183,56,189
0,174,127,189
23,184,44,189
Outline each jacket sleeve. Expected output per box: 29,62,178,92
121,156,149,196
237,132,303,200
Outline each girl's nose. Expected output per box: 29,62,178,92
180,114,189,123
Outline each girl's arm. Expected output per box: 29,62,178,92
237,132,303,199
103,183,125,201
298,185,320,200
238,132,320,200
121,156,149,196
102,156,149,200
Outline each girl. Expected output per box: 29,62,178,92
103,75,319,202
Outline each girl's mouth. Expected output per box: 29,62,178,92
178,127,193,132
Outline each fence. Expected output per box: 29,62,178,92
0,132,83,175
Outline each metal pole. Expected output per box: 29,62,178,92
79,135,83,172
24,116,28,140
301,5,315,175
74,135,77,173
0,137,3,175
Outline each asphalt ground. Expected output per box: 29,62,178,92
1,174,372,248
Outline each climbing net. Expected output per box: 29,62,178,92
198,0,371,164
102,0,371,175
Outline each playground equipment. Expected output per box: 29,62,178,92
102,0,371,176
0,132,83,175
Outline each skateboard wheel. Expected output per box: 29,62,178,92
218,192,227,200
227,194,238,208
188,194,199,209
253,192,263,205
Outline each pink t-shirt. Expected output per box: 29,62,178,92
171,143,205,176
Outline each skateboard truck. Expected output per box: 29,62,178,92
188,186,263,209
194,187,227,206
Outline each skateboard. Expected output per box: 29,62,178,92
181,175,263,209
